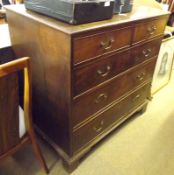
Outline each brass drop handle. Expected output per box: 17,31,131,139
142,48,152,57
147,25,157,35
100,38,115,50
132,94,141,102
97,65,111,77
93,120,104,133
136,72,145,81
95,93,108,104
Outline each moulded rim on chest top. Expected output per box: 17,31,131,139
5,4,170,35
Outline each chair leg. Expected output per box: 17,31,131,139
29,133,49,174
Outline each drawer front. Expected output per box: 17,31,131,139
133,18,166,44
73,58,156,126
74,38,161,95
74,50,131,95
73,26,132,64
131,37,162,64
72,84,150,152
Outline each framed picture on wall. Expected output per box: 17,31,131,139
151,35,174,94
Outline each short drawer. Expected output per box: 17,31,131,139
133,17,166,44
74,38,161,95
72,84,150,152
72,58,156,126
131,37,162,64
73,26,132,64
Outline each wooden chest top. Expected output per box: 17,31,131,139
5,4,170,35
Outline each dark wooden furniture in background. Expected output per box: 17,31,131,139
0,57,48,174
162,0,174,12
0,46,14,63
168,0,174,26
5,4,169,172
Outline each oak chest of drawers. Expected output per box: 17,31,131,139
6,4,169,172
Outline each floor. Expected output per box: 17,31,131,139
0,70,174,175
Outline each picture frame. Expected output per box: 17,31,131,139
151,35,174,94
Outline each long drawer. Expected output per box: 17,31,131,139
73,26,132,64
72,83,150,152
72,58,156,126
74,38,162,95
133,17,166,44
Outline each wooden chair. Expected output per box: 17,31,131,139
0,57,49,174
